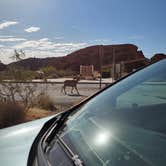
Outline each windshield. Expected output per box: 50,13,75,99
46,60,166,166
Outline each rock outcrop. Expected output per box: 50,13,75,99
9,44,146,72
151,53,166,63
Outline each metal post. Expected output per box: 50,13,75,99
112,47,115,82
120,61,124,78
99,45,103,89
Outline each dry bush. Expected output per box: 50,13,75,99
0,83,37,109
0,102,25,129
37,93,57,111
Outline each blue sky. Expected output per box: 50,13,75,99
0,0,165,63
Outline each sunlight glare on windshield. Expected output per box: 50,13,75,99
94,130,112,146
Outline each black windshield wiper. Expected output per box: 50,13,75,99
37,111,84,166
43,111,71,147
55,134,84,166
41,111,83,165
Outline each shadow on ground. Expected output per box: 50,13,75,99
67,94,87,97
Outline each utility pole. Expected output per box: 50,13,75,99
112,47,115,82
99,45,103,89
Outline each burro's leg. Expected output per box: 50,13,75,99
64,86,67,95
71,86,74,94
61,85,64,93
75,85,79,95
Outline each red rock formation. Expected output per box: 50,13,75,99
151,53,166,63
9,44,146,72
63,44,145,71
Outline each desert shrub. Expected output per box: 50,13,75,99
0,102,25,129
37,93,56,111
0,65,37,81
57,69,75,77
40,66,56,77
0,83,37,108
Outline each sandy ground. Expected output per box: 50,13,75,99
25,108,56,121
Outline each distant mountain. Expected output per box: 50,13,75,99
9,44,146,72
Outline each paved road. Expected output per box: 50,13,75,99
35,83,106,111
33,78,113,84
0,81,109,111
0,79,108,110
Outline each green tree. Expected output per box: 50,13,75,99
40,66,56,78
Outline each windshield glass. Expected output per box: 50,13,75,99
47,60,166,166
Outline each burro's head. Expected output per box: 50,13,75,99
73,75,80,82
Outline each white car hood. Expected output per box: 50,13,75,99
0,116,54,166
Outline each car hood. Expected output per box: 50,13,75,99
0,116,54,166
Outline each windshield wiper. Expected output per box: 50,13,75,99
38,111,84,166
43,111,71,146
41,111,84,165
56,134,84,166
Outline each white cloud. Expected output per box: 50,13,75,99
13,38,52,49
94,39,110,42
0,38,88,64
39,38,49,42
24,26,40,33
0,35,26,42
0,37,26,42
13,38,87,51
0,44,4,48
0,21,18,30
54,36,64,40
0,47,14,64
0,35,15,38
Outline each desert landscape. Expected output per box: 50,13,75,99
0,44,165,128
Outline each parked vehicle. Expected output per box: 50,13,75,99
1,60,166,166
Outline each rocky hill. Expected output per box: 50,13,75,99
0,62,6,71
9,44,146,72
151,53,166,63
